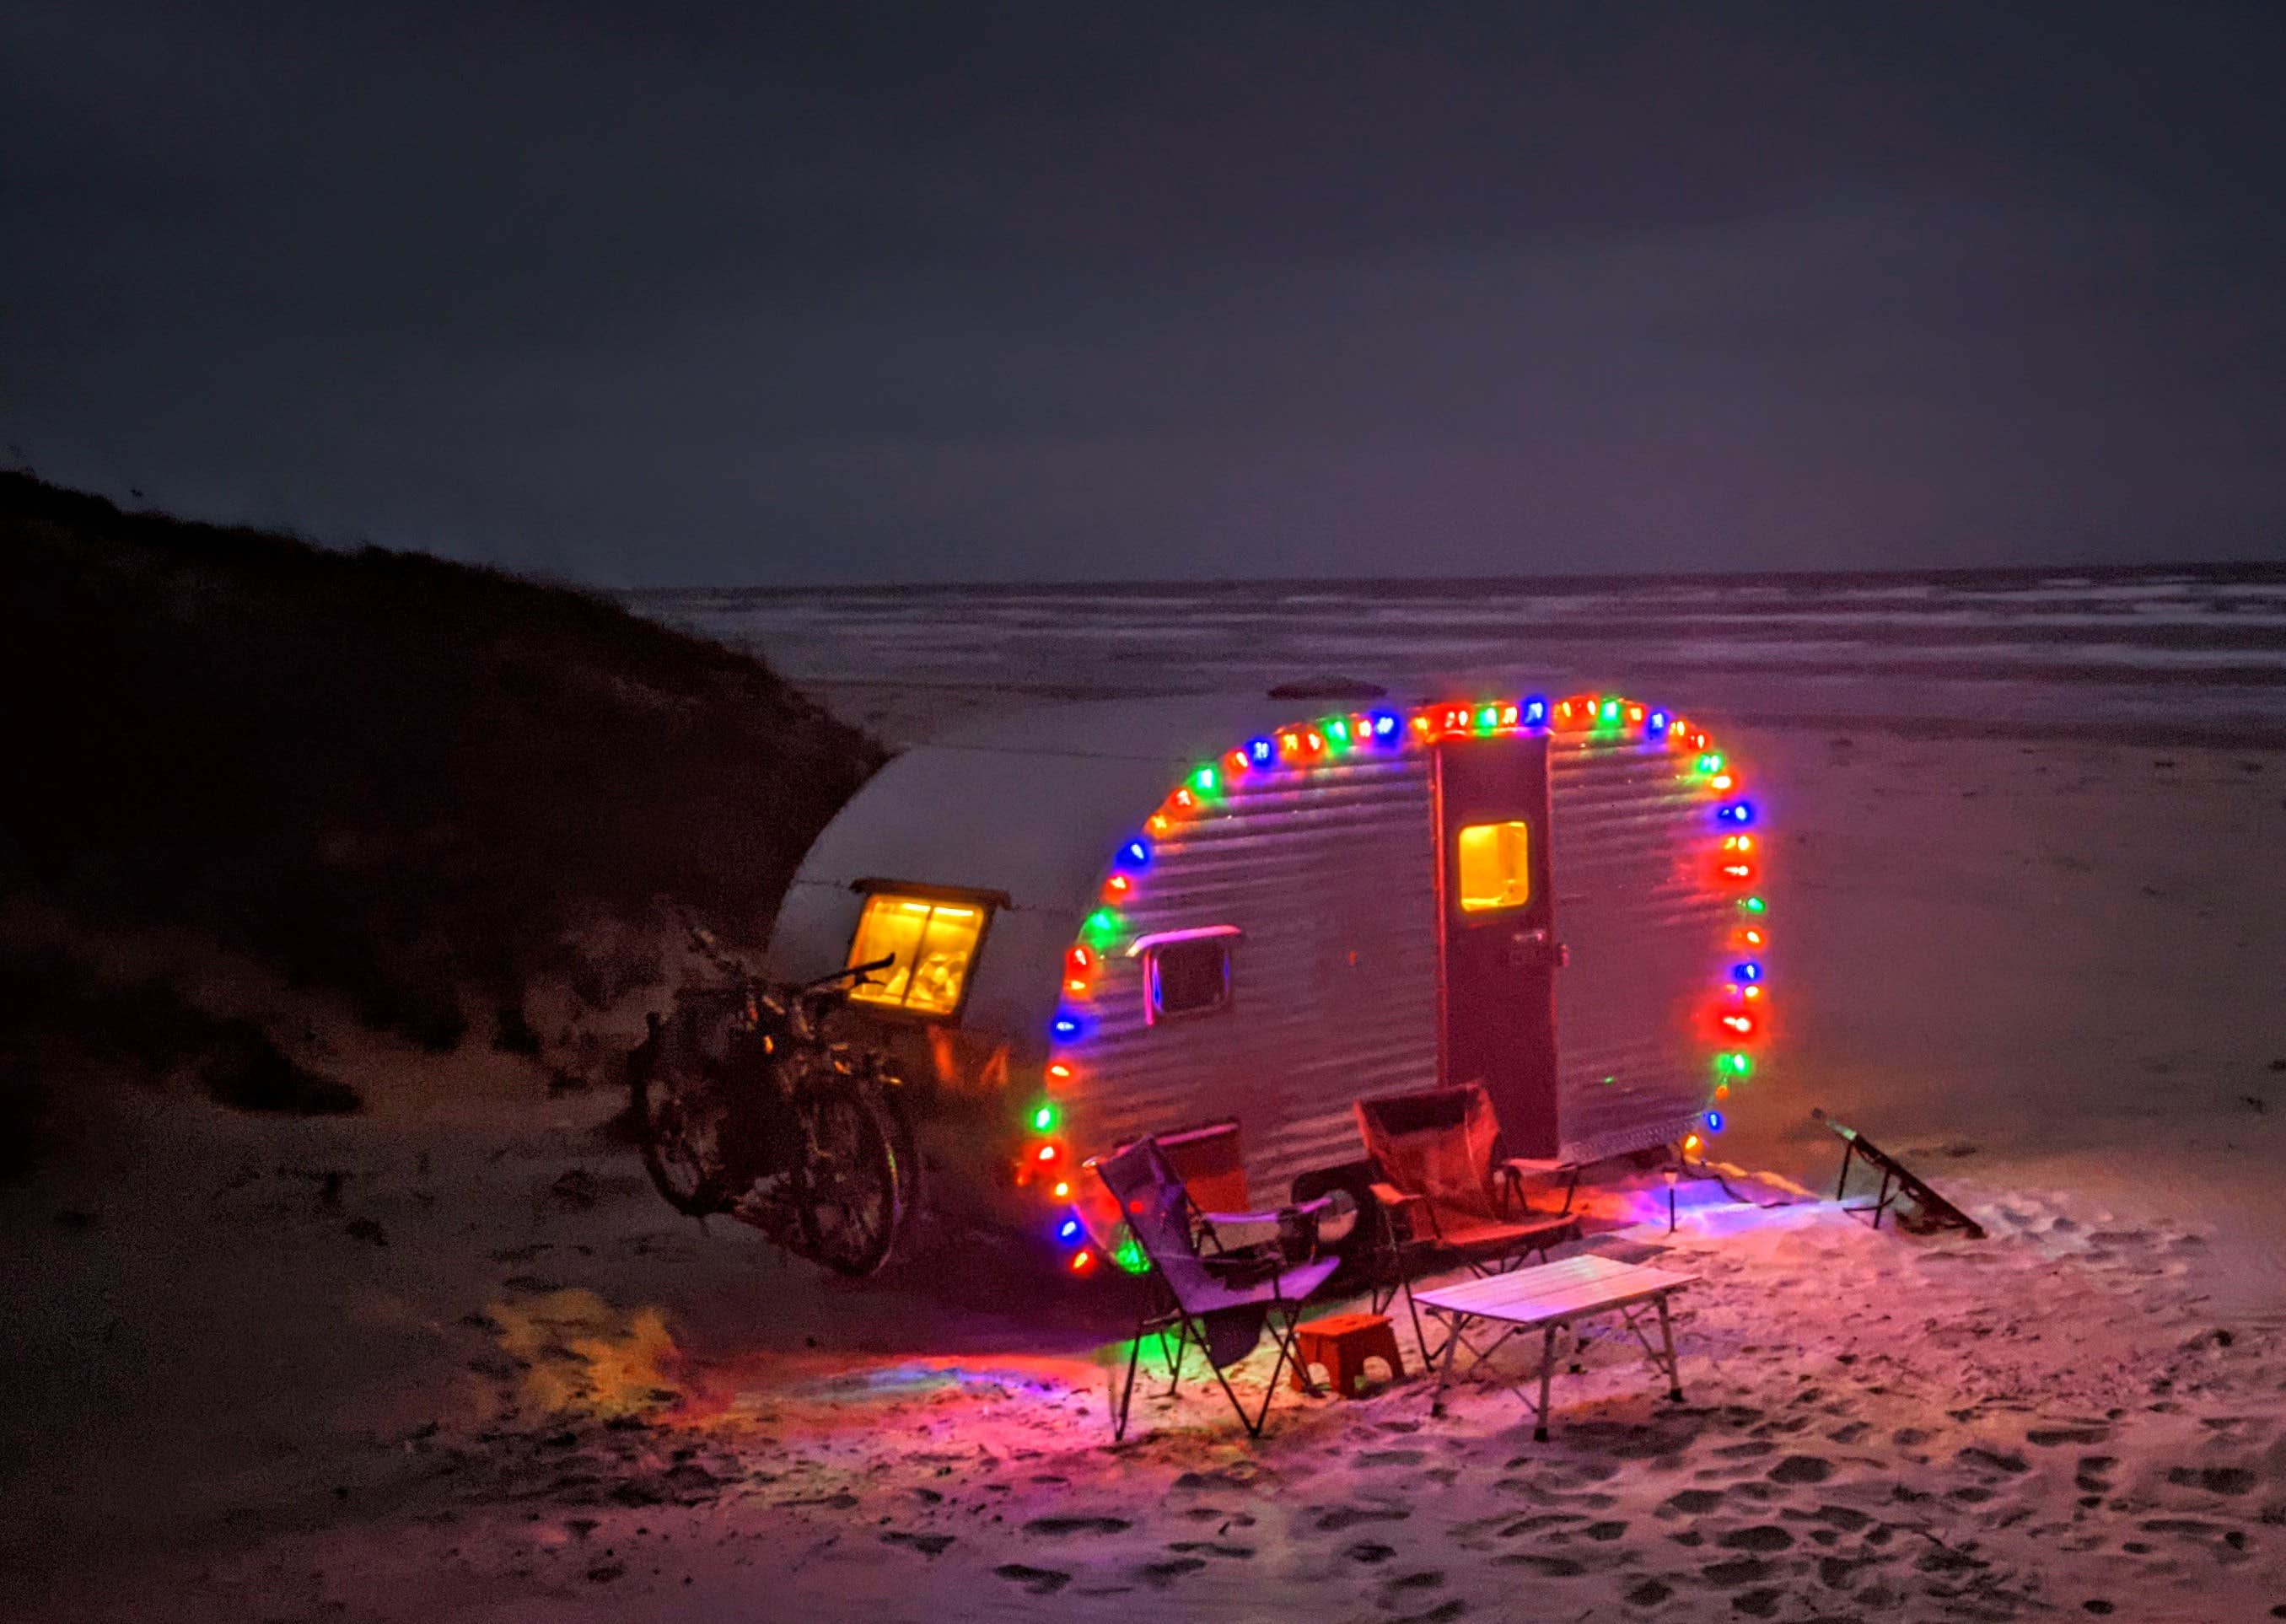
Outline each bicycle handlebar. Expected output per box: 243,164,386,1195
797,955,894,993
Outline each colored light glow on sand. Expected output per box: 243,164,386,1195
1113,1236,1150,1274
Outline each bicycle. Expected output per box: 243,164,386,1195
629,930,917,1277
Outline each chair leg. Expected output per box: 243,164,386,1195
1159,1324,1186,1396
1113,1320,1146,1442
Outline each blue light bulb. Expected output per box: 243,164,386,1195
1523,696,1547,723
1052,1017,1080,1041
1731,962,1762,982
1248,737,1274,764
1705,1110,1724,1132
1058,1219,1081,1242
1121,839,1150,868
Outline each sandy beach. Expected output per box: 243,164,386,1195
5,712,2284,1623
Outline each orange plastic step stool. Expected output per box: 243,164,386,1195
1292,1311,1406,1397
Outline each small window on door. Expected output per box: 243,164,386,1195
1455,820,1533,913
846,892,989,1015
1136,928,1239,1022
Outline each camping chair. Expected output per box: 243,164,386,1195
1355,1084,1582,1354
1092,1133,1343,1441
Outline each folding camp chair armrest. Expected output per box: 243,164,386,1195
1197,1206,1283,1229
1498,1157,1579,1217
1369,1182,1423,1210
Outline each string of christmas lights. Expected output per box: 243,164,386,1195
1019,692,1764,1274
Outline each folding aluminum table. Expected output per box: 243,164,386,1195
1412,1252,1697,1440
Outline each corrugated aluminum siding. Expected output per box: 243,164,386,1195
1547,733,1728,1162
1060,752,1440,1202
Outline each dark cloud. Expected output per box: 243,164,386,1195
4,1,2283,582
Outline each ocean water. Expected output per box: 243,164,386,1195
627,565,2286,742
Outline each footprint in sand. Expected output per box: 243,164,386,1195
1715,1525,1794,1553
1315,1505,1410,1532
1025,1515,1132,1535
1660,1490,1725,1515
880,1531,955,1557
1344,1541,1396,1563
993,1564,1071,1594
1767,1455,1834,1485
1624,1578,1673,1605
1136,1557,1206,1588
1701,1556,1772,1587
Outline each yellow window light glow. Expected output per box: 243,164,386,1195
1455,820,1532,913
847,894,986,1014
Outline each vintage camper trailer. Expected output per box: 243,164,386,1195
766,689,1769,1274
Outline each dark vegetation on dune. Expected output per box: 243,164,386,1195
0,474,883,1158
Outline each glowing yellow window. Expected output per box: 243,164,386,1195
1455,820,1533,913
847,894,987,1014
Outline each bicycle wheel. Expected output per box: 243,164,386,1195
629,1009,740,1217
795,1084,905,1277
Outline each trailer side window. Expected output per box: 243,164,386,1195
1455,820,1532,913
847,894,988,1015
1143,933,1235,1022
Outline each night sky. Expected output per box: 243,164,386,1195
6,3,2283,584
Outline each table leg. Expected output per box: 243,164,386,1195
1656,1293,1682,1401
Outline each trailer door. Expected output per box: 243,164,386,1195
1433,734,1561,1157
